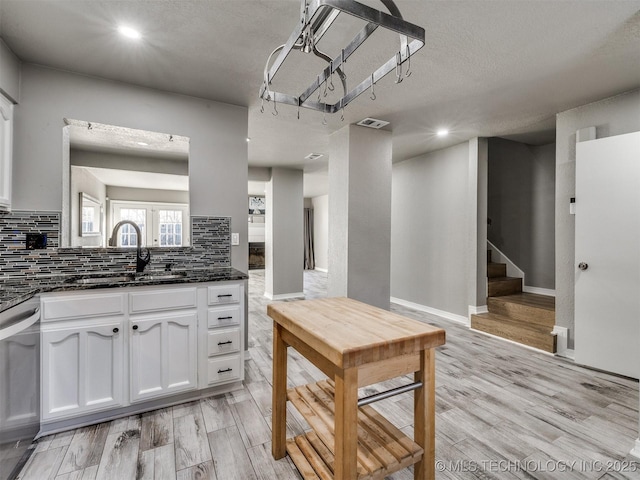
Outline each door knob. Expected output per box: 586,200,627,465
578,262,588,271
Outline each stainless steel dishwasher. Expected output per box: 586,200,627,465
0,296,40,480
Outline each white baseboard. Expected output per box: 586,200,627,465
523,286,556,297
631,440,640,460
552,326,569,357
264,292,305,301
313,267,328,273
468,305,488,316
390,297,468,326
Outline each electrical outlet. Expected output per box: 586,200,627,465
231,233,240,246
26,233,47,250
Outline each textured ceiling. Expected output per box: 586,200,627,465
1,0,639,196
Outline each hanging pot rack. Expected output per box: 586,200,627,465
259,0,425,116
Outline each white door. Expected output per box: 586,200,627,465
42,320,124,420
575,131,640,379
130,312,197,403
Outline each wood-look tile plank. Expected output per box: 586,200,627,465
55,470,83,480
246,442,302,480
57,423,110,475
49,431,75,449
200,395,236,433
140,407,174,451
207,426,257,480
18,446,67,480
136,449,154,480
94,429,140,480
154,444,177,480
230,398,272,449
173,413,211,471
176,461,217,480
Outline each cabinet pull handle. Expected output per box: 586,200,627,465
217,340,233,346
113,327,119,333
217,294,233,298
218,316,233,320
132,325,139,330
217,367,233,373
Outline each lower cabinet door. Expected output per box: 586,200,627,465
130,311,197,403
42,320,124,421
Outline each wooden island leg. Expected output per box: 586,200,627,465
334,367,358,479
272,323,288,459
414,348,436,480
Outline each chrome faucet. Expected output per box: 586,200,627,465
108,220,151,273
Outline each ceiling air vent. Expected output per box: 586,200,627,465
304,153,324,161
356,118,390,129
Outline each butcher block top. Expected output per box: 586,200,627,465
267,297,446,370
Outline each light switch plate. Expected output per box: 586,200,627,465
231,233,240,245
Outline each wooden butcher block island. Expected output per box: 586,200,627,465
268,297,446,480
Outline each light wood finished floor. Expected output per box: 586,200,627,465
18,270,640,480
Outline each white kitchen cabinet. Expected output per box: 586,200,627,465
41,318,124,421
0,93,14,212
39,280,244,430
130,311,197,403
199,282,244,388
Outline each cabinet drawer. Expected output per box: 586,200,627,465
207,328,240,356
207,354,241,385
130,287,197,314
207,305,241,328
42,293,125,321
207,284,240,305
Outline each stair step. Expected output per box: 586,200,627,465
488,293,555,328
488,276,522,297
487,262,507,278
471,313,557,353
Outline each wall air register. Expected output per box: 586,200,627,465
356,118,389,129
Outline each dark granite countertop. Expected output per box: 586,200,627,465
0,267,248,313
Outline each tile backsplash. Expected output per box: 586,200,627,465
0,211,231,277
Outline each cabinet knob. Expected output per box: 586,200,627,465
113,327,119,333
132,325,139,330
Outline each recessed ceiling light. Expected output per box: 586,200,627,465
436,129,449,137
136,141,149,146
118,25,142,40
304,153,324,161
246,137,251,142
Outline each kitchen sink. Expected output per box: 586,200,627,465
69,275,136,285
66,272,187,285
136,273,188,281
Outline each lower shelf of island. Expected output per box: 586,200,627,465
286,380,423,480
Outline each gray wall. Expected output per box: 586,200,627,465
12,64,248,271
311,194,329,271
106,186,189,205
329,125,391,310
391,141,473,318
556,89,640,349
265,168,304,297
488,138,556,289
0,38,20,102
71,149,188,176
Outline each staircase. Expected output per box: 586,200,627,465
471,250,557,353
